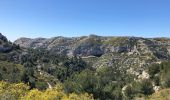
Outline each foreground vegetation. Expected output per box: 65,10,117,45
0,81,93,100
1,48,170,99
148,88,170,100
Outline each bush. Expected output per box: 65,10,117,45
124,85,134,99
35,81,48,90
0,61,25,83
148,64,160,78
132,79,154,96
161,71,170,88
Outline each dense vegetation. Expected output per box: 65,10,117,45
148,61,170,88
1,47,170,99
0,61,25,82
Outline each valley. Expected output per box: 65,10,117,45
1,33,170,99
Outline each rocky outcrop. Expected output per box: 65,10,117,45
0,33,7,42
138,71,150,80
0,33,18,53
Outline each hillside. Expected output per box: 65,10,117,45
15,35,170,74
1,33,170,99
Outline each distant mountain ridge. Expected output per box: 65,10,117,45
14,34,170,58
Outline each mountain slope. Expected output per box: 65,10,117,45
14,35,170,71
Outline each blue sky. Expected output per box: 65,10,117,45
0,0,170,41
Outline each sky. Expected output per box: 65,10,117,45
0,0,170,41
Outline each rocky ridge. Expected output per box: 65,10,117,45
14,34,170,75
14,35,170,59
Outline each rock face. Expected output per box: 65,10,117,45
13,37,46,48
14,35,107,57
